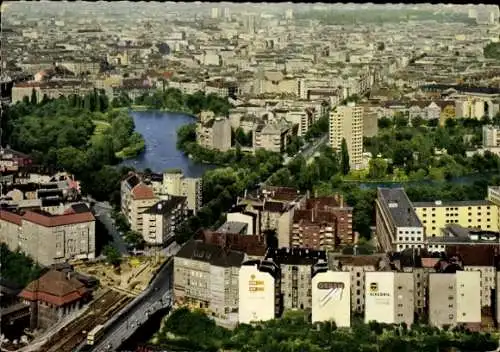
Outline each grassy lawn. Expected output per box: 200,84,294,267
92,120,111,135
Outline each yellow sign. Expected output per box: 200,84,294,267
249,275,265,293
368,282,390,297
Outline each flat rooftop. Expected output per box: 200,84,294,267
217,221,248,234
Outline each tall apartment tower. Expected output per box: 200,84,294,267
329,102,364,170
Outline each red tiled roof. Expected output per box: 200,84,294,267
0,210,22,225
131,183,156,200
19,270,87,306
23,210,95,227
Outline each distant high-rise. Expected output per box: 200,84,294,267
329,102,364,170
285,9,293,20
243,13,256,34
211,7,219,19
223,7,230,20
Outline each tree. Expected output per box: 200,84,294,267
30,88,38,105
368,158,388,179
340,138,350,175
103,245,122,267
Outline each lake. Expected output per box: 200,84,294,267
121,110,214,177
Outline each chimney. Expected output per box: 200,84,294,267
66,271,71,281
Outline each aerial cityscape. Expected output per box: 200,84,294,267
1,1,500,351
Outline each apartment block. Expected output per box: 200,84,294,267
253,120,294,153
121,174,157,233
413,199,499,238
429,271,481,329
199,230,267,258
173,240,245,323
483,125,500,148
266,248,327,311
161,171,202,215
311,269,351,327
292,195,353,250
196,117,232,152
364,272,415,326
488,186,500,231
375,188,425,252
237,186,306,248
0,204,95,266
329,102,364,170
329,253,388,313
141,196,187,245
238,259,281,324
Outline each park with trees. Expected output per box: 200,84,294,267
150,308,499,352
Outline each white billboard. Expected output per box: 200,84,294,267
238,265,275,324
364,272,395,324
312,271,351,327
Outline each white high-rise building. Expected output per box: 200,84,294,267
285,9,294,20
211,7,219,19
238,260,280,324
329,102,364,169
311,270,351,327
223,7,231,20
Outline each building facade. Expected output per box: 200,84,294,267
161,171,202,215
428,271,481,328
238,259,281,324
413,200,499,238
375,188,425,252
364,272,415,326
141,197,187,245
311,269,351,327
173,240,244,323
0,206,96,266
329,102,364,169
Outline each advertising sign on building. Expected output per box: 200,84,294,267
311,271,350,327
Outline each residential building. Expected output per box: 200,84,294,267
161,171,202,215
19,270,91,330
329,102,364,170
196,117,232,152
238,259,281,324
375,188,425,252
292,195,354,250
0,204,96,266
173,240,245,324
483,125,500,148
253,120,294,153
199,230,267,258
390,249,436,316
329,253,388,313
364,271,414,326
237,186,307,248
311,269,351,327
141,196,187,245
121,174,157,233
429,271,481,329
266,248,327,311
413,199,499,238
226,207,258,235
488,186,500,231
0,147,32,172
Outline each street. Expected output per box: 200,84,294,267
87,260,174,352
92,201,129,255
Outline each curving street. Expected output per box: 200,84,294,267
91,201,129,256
85,259,173,352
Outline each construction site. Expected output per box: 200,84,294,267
1,255,165,352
